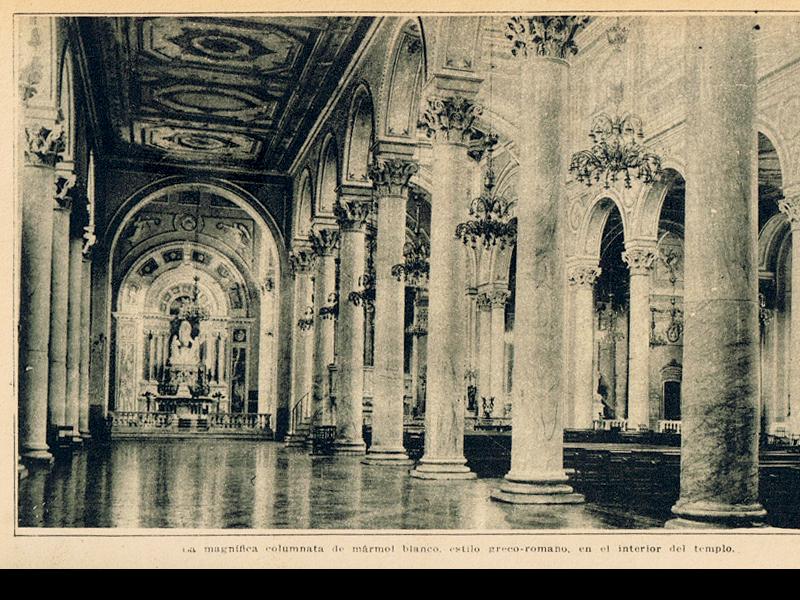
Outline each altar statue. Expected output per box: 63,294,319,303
169,319,199,365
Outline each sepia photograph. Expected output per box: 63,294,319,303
5,0,800,568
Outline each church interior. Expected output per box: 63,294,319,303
14,14,800,529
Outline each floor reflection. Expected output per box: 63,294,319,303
17,439,798,529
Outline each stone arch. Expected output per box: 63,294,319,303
759,212,791,275
380,19,425,139
634,166,686,241
294,167,314,241
578,191,629,260
343,82,375,184
317,133,339,215
756,117,791,188
56,39,76,163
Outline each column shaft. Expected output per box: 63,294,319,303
47,205,71,434
365,188,411,463
623,253,656,431
490,54,581,502
476,295,492,408
79,256,92,438
333,200,369,455
668,16,765,527
19,127,60,462
65,237,83,440
412,140,475,479
567,264,599,429
310,232,338,434
490,291,510,416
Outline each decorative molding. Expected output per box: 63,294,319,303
368,158,418,197
310,228,340,257
54,172,77,210
490,289,511,308
418,96,482,143
24,124,65,166
334,197,373,229
506,16,590,60
567,264,601,287
289,248,316,276
778,194,800,230
622,247,657,275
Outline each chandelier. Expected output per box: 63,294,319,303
392,198,430,288
455,137,517,250
297,306,314,331
319,291,339,320
570,113,662,189
178,275,210,323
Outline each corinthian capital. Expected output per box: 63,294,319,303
622,245,657,275
54,171,77,210
778,194,800,230
368,158,418,197
310,228,340,257
506,16,590,59
289,248,317,276
476,293,492,312
334,198,373,230
418,96,482,143
490,289,511,308
25,123,65,166
567,264,601,287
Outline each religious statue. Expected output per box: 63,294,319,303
169,319,199,366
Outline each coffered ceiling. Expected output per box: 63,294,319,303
78,16,374,173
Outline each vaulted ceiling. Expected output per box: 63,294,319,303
78,16,374,174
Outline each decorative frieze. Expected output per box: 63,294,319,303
24,124,65,166
622,247,657,275
309,228,340,258
54,171,77,210
567,264,601,287
368,158,418,197
418,96,482,143
506,16,590,59
334,198,373,230
289,248,316,276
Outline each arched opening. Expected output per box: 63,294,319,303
594,202,628,420
652,173,686,428
105,183,282,437
384,20,424,138
757,131,789,437
294,169,313,241
317,137,339,215
344,85,374,183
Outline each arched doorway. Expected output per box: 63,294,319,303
104,183,283,436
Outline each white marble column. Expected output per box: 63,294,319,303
20,121,64,463
65,236,83,441
622,242,657,431
79,247,93,439
489,289,510,416
47,170,75,437
363,157,417,466
310,229,339,433
288,246,315,438
778,189,800,435
411,290,428,416
667,16,765,528
476,293,492,408
333,189,372,455
411,95,481,480
490,17,588,502
566,261,601,429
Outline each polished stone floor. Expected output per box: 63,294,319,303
16,439,800,529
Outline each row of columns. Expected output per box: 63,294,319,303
283,16,767,527
20,129,95,463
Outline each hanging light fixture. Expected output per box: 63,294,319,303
569,18,663,190
391,195,430,288
454,31,517,251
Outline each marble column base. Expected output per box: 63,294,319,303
491,471,584,505
363,448,414,467
665,501,767,529
21,448,53,464
410,458,476,480
17,462,28,480
332,440,367,456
